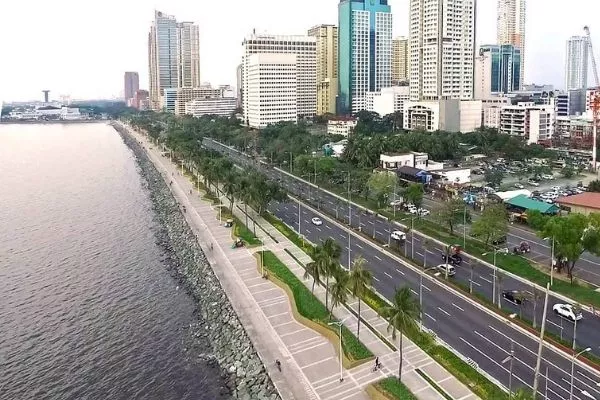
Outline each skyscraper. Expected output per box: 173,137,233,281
565,36,589,91
497,0,526,89
474,45,521,99
308,25,338,116
124,72,140,103
392,37,408,85
241,33,316,121
338,0,392,115
177,22,201,88
409,0,476,101
148,10,178,110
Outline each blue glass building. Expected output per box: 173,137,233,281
337,0,392,115
479,44,521,94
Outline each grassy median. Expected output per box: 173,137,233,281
260,251,373,365
367,377,418,400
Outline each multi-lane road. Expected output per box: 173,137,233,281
203,138,600,400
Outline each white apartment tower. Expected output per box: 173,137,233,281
242,33,316,123
392,37,408,84
497,0,526,89
148,11,178,110
565,36,589,91
246,54,298,128
408,0,476,101
177,22,201,88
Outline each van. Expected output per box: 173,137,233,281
436,263,456,277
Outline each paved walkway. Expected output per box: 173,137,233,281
122,124,479,400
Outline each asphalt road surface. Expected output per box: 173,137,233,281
204,138,600,400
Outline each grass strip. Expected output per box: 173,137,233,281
232,215,261,246
415,369,453,400
368,377,418,400
261,251,373,363
263,211,315,254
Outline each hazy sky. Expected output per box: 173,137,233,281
1,0,599,102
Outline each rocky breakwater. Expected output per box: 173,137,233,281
115,124,280,400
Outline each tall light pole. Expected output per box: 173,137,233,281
544,236,555,286
570,348,592,400
463,206,467,248
532,282,550,399
347,170,351,270
483,248,500,307
328,317,349,382
502,341,515,398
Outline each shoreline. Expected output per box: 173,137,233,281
0,119,105,125
113,122,280,400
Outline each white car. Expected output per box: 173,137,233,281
418,208,430,216
542,174,555,180
551,186,562,192
311,217,323,226
435,263,456,277
514,183,525,189
553,303,583,321
391,230,406,241
408,206,418,214
390,200,403,207
527,180,540,187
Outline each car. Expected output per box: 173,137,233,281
553,303,583,321
311,217,323,226
408,207,419,214
551,186,561,192
390,199,403,207
542,174,555,180
390,230,406,241
418,208,430,216
544,199,554,204
514,183,525,189
502,290,524,305
527,180,540,187
435,263,456,277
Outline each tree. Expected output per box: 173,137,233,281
348,256,373,339
368,172,398,208
561,165,575,179
484,169,504,187
317,238,342,311
381,287,420,382
526,209,549,231
222,171,239,213
403,183,424,209
539,213,600,284
329,267,349,318
588,180,600,192
303,260,322,293
436,198,470,235
470,204,508,246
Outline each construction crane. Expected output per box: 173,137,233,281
584,26,600,170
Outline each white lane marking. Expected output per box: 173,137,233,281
356,243,363,249
373,276,381,282
437,307,451,317
368,221,374,225
326,225,332,230
396,269,405,276
425,313,437,322
384,272,393,279
416,252,423,257
411,289,418,296
422,285,431,292
305,229,311,234
479,275,493,284
316,227,322,232
452,303,465,312
375,255,382,261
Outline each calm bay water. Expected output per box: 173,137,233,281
0,123,223,399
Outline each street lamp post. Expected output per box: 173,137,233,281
569,348,592,400
502,341,515,398
544,236,555,287
347,171,352,270
328,317,349,382
483,248,500,308
532,283,550,399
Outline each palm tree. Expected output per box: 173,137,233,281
348,256,372,339
320,238,342,311
329,267,349,318
303,260,321,293
381,286,421,381
222,171,238,213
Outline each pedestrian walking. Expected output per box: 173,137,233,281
275,360,281,372
210,243,213,251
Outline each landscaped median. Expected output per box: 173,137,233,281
265,210,512,400
366,377,418,400
258,250,373,368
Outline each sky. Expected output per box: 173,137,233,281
1,0,599,102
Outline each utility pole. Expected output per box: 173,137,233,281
532,282,550,398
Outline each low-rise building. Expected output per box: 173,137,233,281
327,118,357,137
185,97,237,117
403,100,482,133
365,86,409,117
432,167,472,185
163,85,235,115
379,152,429,170
499,102,554,144
556,192,600,215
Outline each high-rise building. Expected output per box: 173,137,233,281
236,63,243,109
392,37,408,85
308,24,338,116
242,33,316,122
338,0,392,115
148,10,178,110
409,0,476,101
497,0,526,89
177,22,201,88
565,36,589,91
474,45,521,99
246,53,298,128
124,72,140,104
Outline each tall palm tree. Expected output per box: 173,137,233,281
320,238,342,311
303,259,321,293
329,267,349,318
381,286,421,381
348,256,372,339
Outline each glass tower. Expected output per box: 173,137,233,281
480,44,521,94
337,0,392,115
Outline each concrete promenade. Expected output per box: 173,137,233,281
122,123,479,400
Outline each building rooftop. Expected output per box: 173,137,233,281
556,192,600,210
507,194,559,214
